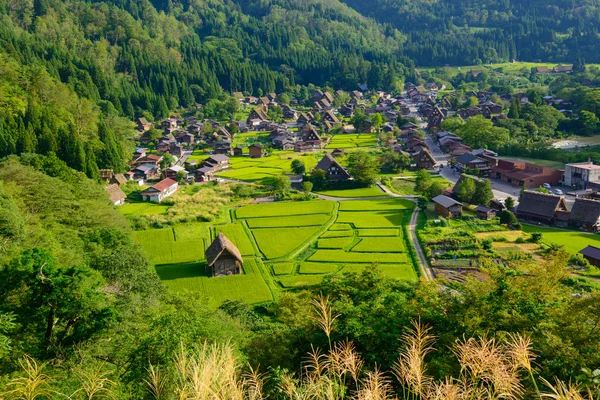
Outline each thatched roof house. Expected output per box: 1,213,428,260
569,198,600,232
205,233,244,276
516,191,569,224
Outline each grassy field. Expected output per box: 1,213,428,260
351,237,405,252
316,187,387,198
252,226,323,259
214,223,256,256
132,195,419,305
132,226,206,265
388,176,451,196
317,237,356,249
215,153,318,185
246,214,330,228
522,225,600,254
325,134,378,149
120,202,170,216
338,198,414,211
155,258,273,306
236,200,334,218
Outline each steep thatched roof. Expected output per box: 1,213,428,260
205,233,243,267
570,198,600,225
517,191,568,219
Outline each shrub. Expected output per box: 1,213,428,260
530,232,543,243
499,210,517,225
515,237,526,244
512,222,522,230
480,238,493,250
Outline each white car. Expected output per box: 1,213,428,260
542,183,551,189
554,189,564,195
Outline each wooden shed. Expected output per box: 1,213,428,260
579,245,600,267
432,195,463,218
475,205,496,220
205,233,244,276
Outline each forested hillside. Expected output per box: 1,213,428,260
0,0,412,176
340,0,600,66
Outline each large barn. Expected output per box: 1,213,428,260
205,233,244,276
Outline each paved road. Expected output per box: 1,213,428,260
425,133,520,201
175,149,193,166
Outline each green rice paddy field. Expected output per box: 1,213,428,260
131,197,418,306
215,153,318,185
325,134,378,149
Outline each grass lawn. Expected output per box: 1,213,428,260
388,176,451,196
316,187,387,198
522,225,600,254
120,202,170,216
325,134,378,149
156,258,273,306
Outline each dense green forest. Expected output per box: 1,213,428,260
340,0,600,66
0,0,413,176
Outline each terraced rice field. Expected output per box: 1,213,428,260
325,134,378,149
135,196,418,305
316,187,387,198
155,258,273,306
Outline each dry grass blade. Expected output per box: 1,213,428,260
505,333,535,373
145,363,166,400
453,336,523,400
243,365,265,400
72,363,116,399
335,340,364,384
7,355,55,400
541,378,587,400
427,377,464,400
393,320,435,398
311,294,340,341
354,367,392,400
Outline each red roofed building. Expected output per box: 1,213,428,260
141,178,178,202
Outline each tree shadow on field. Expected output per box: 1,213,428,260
155,261,209,280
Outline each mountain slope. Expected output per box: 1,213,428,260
0,0,413,176
340,0,600,66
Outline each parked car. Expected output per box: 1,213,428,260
542,183,551,189
554,189,564,195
